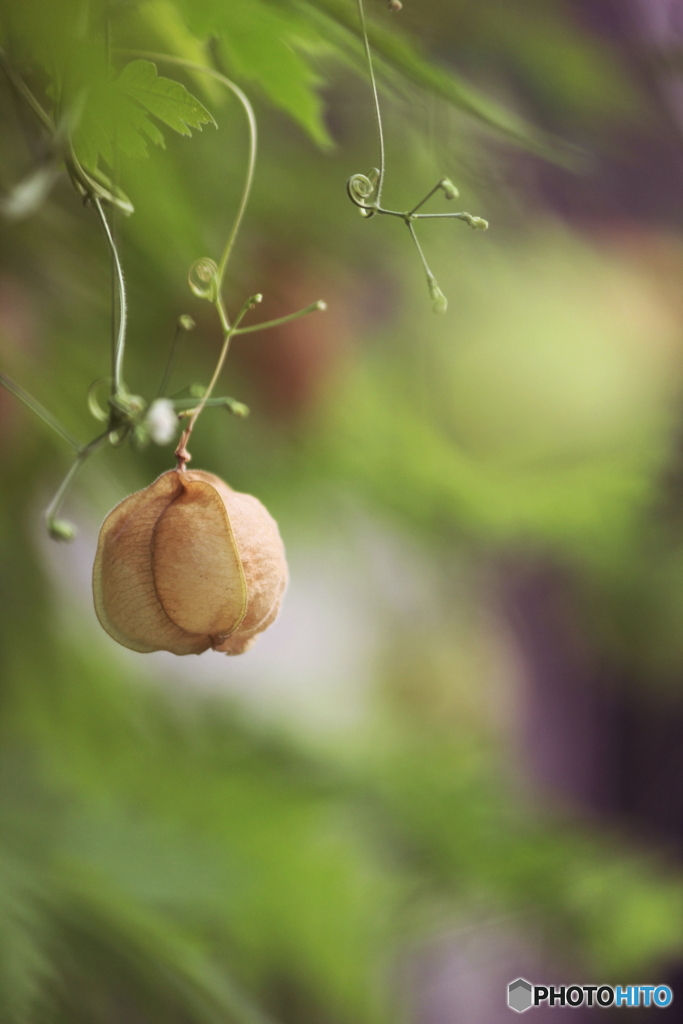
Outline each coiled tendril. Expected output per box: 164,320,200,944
189,257,220,303
347,169,379,216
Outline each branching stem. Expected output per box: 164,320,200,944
407,182,444,217
347,2,488,310
233,301,327,336
44,430,109,536
116,52,326,459
175,294,260,468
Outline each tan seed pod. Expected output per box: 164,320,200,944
93,469,287,656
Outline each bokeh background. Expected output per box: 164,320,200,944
2,1,683,1021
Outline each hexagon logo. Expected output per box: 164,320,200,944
508,978,533,1013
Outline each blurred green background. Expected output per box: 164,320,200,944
2,1,683,1021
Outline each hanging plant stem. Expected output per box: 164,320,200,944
347,0,489,312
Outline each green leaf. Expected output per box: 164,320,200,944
70,59,214,171
174,0,332,147
118,60,216,137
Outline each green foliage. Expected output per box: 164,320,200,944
72,59,215,169
0,0,573,187
117,59,215,140
173,0,332,147
0,4,213,172
3,628,682,1023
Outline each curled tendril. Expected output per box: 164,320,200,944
189,258,220,302
347,169,379,214
87,378,112,422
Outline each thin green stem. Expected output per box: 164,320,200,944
0,372,81,449
172,397,243,411
122,52,257,292
44,430,109,533
190,294,256,427
233,300,327,335
65,139,134,213
158,321,184,398
413,211,481,221
0,49,55,133
355,0,385,203
406,220,435,282
407,182,443,217
175,294,260,466
215,293,231,335
92,197,127,396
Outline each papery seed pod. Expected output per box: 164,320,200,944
93,469,287,656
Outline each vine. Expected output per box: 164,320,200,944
0,53,325,539
347,0,488,312
1,0,489,541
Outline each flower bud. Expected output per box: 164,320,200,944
439,177,459,200
48,518,77,542
466,215,488,231
428,279,448,314
93,469,287,656
146,398,178,445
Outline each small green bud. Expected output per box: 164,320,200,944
315,300,327,311
190,383,207,398
439,177,459,200
48,518,77,542
467,215,488,230
225,399,250,418
428,279,448,314
108,427,128,446
179,315,195,331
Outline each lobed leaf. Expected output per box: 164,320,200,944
175,0,332,147
118,59,216,137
